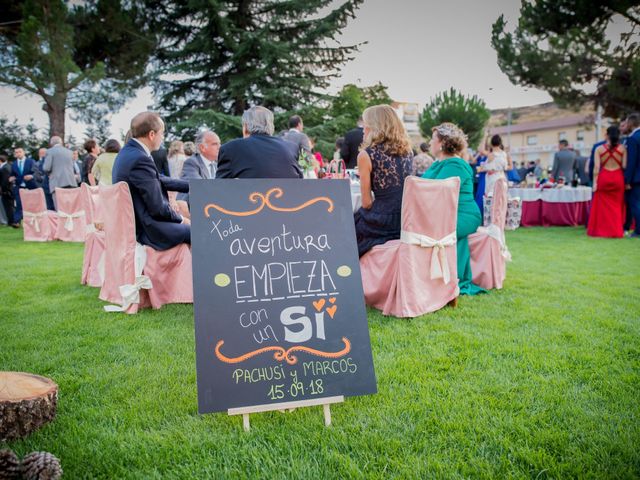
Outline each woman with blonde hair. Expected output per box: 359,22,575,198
354,104,414,256
422,122,484,295
168,140,187,178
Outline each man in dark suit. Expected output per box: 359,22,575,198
10,146,38,224
112,112,190,250
178,130,220,204
340,117,364,169
624,113,640,237
0,155,17,227
151,147,170,177
217,106,302,179
588,139,606,185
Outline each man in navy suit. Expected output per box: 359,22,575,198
112,112,190,250
216,106,302,179
624,113,640,237
10,146,38,224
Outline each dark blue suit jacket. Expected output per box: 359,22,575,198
588,140,606,184
625,130,640,185
217,134,303,179
11,157,38,189
112,140,190,251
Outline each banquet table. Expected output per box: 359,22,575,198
351,182,362,212
508,186,592,227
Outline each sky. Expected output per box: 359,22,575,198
0,0,553,140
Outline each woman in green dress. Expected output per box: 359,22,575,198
422,123,485,295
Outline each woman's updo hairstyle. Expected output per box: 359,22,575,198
432,122,468,156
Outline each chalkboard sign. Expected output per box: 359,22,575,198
190,179,377,414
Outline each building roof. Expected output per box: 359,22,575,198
489,114,594,135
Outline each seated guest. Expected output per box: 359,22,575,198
151,146,170,177
183,141,196,157
112,112,190,250
412,142,434,176
178,130,221,204
355,104,413,257
168,140,187,179
422,122,484,295
217,106,302,179
91,139,121,186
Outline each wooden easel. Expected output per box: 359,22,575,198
228,396,344,432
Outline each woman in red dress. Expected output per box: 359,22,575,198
587,126,627,238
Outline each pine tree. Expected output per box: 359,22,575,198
491,0,640,117
420,89,490,150
0,0,156,138
149,0,364,119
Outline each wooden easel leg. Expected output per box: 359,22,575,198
242,413,250,432
323,404,331,426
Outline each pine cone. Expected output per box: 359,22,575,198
0,450,21,480
21,452,62,480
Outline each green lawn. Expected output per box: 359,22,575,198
1,226,639,479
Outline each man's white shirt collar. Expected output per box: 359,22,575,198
133,138,151,157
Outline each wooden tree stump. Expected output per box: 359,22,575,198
0,372,58,442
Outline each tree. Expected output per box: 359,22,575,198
149,0,364,119
0,0,156,139
420,89,490,150
491,0,640,117
0,115,47,158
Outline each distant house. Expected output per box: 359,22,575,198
487,103,608,167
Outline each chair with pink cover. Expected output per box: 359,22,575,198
80,183,105,287
360,176,460,318
19,188,58,241
468,177,511,290
54,187,87,242
98,182,193,313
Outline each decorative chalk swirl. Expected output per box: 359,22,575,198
215,337,351,365
204,188,334,218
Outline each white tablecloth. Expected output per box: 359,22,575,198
508,186,592,203
351,183,362,212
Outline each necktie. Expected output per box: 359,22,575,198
209,163,215,179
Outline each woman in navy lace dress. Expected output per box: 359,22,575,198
354,105,414,256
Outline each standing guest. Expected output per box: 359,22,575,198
168,140,187,179
217,106,302,179
340,117,365,169
575,152,589,185
412,142,434,176
91,139,121,186
533,159,543,179
179,130,221,204
43,136,76,208
333,138,344,161
354,105,413,257
552,140,577,183
473,146,488,212
10,147,38,224
282,115,313,162
34,147,54,209
516,161,528,181
0,155,17,227
112,112,190,250
624,112,640,237
310,138,324,173
151,146,170,177
587,126,627,238
422,123,484,295
72,148,82,185
183,141,196,157
33,147,47,189
82,139,100,184
480,135,508,197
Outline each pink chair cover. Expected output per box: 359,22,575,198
54,187,87,242
19,188,58,242
98,182,193,314
80,184,105,287
469,177,510,290
360,176,460,318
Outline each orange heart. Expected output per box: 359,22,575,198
326,305,337,319
313,299,326,312
329,297,336,304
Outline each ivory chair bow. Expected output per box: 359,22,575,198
478,224,512,261
401,230,457,284
57,209,85,231
104,244,153,312
22,210,48,233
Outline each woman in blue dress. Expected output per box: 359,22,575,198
354,105,414,257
